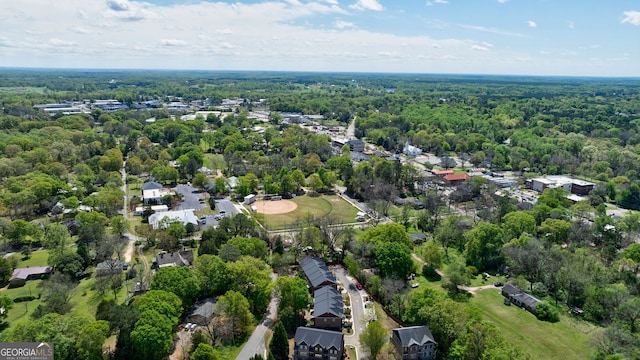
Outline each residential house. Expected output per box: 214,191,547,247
403,141,422,157
346,139,365,152
187,298,216,326
408,233,428,244
299,257,337,292
9,266,53,288
293,327,344,360
142,181,164,205
151,249,194,270
391,326,437,360
312,286,344,331
501,283,540,314
148,209,198,229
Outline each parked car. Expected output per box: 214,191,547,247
355,283,363,290
411,283,419,288
494,282,504,287
184,323,193,331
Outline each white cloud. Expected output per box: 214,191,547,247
349,0,383,11
621,10,640,26
471,44,489,51
458,23,525,37
539,50,551,55
498,0,508,3
335,20,355,29
159,39,188,47
323,0,339,4
568,20,574,29
71,26,90,34
426,0,448,6
49,38,75,47
217,29,233,35
527,20,537,28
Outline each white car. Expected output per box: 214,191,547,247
184,323,193,331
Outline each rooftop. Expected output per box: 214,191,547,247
393,326,436,347
294,327,344,350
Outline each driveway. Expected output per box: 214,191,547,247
334,267,365,360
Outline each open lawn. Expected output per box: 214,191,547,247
256,195,359,230
470,289,600,360
9,249,49,268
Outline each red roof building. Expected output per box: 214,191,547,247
443,173,470,184
432,170,454,176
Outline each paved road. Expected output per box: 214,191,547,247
236,273,278,360
334,267,365,360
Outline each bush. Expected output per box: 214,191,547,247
466,266,479,277
535,301,559,322
422,264,441,281
13,296,37,303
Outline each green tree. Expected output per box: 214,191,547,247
274,276,311,332
151,266,200,307
464,222,505,271
76,320,110,360
269,321,289,360
375,241,414,279
110,215,129,237
216,290,254,343
443,258,470,295
361,223,413,248
194,255,229,297
191,343,221,360
538,218,572,244
0,295,14,326
192,172,209,191
502,211,536,241
359,320,387,360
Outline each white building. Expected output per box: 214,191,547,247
244,194,256,205
133,205,169,216
403,141,422,157
149,209,199,229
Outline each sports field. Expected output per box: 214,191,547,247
251,194,360,230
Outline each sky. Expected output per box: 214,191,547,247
0,0,639,76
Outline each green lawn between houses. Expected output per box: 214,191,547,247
255,194,359,230
470,289,600,360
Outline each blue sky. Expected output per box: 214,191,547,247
0,0,639,76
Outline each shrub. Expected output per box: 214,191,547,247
535,301,559,322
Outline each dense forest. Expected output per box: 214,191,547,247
0,70,639,360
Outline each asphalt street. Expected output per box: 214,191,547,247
334,267,366,360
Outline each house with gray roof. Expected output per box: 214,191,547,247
187,298,216,325
151,249,194,270
312,286,344,331
501,283,540,314
9,266,53,288
392,326,437,360
299,256,337,292
293,327,344,360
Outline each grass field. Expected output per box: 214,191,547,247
256,195,359,230
8,249,49,268
470,289,600,360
